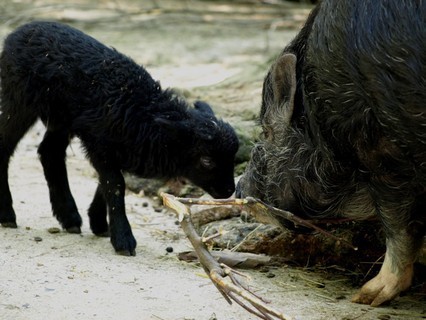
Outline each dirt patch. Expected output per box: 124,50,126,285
0,1,425,320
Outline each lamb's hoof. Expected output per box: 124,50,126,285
95,231,111,238
1,222,17,228
111,231,137,257
116,249,136,257
66,226,82,234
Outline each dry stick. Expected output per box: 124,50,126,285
162,193,293,320
175,196,358,251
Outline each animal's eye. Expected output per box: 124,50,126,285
262,127,273,140
200,156,215,169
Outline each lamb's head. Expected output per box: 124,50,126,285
155,101,239,198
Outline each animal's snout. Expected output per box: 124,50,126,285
216,186,235,199
208,182,235,199
235,180,244,198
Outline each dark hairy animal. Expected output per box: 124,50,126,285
0,21,239,256
237,0,425,307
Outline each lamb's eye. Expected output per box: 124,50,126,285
200,156,215,169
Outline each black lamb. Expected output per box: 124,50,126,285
0,21,239,256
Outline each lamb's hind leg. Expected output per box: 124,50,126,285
0,109,37,228
88,184,109,237
38,130,82,233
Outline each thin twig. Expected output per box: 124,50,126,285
202,231,227,243
361,254,385,282
231,224,263,252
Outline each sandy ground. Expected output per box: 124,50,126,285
0,1,425,319
4,127,425,320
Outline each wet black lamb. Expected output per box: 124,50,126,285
0,21,239,256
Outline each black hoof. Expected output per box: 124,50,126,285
112,238,137,256
95,231,111,238
1,222,18,228
66,226,82,234
116,249,136,257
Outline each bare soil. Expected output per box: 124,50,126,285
0,1,425,319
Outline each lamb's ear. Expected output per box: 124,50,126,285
270,53,297,126
154,117,190,136
194,101,215,116
155,117,216,141
195,119,219,141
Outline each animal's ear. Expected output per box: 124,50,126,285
270,53,297,127
154,117,190,136
194,101,215,116
155,117,216,141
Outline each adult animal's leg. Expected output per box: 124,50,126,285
352,192,425,306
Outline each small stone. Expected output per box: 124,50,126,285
209,313,218,320
47,227,61,234
166,246,174,253
34,236,43,242
259,267,270,273
142,202,149,207
266,272,275,278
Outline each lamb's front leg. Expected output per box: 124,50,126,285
95,166,137,256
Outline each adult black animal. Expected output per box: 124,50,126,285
0,21,239,256
237,0,425,307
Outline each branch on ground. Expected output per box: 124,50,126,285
175,195,357,250
162,192,295,320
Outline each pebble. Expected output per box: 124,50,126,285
47,227,61,234
34,236,43,242
166,246,174,253
259,267,270,273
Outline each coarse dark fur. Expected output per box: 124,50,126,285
237,0,425,306
0,21,239,256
